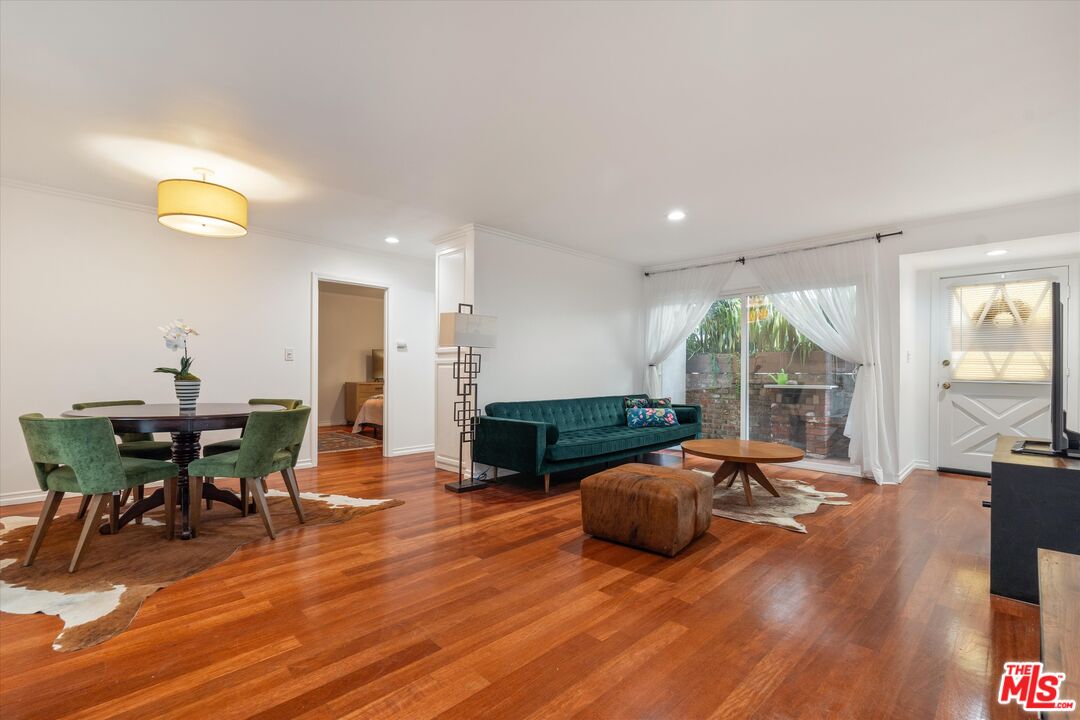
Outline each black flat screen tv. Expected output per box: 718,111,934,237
1015,281,1079,458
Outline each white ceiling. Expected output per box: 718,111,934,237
1,1,1077,265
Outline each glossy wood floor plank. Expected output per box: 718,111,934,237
1,451,1038,719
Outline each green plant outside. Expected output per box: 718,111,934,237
686,296,815,364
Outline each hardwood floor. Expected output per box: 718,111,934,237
0,451,1038,719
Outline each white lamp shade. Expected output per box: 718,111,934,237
440,312,497,348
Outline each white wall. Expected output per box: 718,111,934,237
897,230,1080,476
0,182,435,503
317,287,383,425
472,226,644,407
886,197,1079,480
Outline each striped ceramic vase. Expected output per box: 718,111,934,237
174,380,201,411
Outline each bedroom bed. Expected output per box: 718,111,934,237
351,395,383,438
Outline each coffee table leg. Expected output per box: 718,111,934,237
713,461,740,486
745,463,780,497
740,467,754,505
725,464,743,487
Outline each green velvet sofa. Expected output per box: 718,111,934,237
473,394,701,492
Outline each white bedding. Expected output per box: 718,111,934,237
352,396,384,433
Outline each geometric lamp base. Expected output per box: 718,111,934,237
445,478,489,493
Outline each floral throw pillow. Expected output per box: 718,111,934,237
648,397,672,408
627,407,680,428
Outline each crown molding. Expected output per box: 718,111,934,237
431,224,473,248
1,176,157,215
643,192,1080,274
0,176,433,266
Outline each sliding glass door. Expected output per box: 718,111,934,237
686,294,856,468
685,297,742,440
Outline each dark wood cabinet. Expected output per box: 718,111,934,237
990,437,1080,604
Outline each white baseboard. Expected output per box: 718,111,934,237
787,458,866,478
2,478,170,507
898,459,931,483
0,488,47,507
388,444,434,457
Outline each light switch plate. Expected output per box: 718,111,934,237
396,341,407,351
284,347,295,361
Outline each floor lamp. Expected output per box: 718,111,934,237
440,304,498,493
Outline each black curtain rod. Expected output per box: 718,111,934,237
644,230,903,277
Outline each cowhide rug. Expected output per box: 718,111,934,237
695,469,849,533
0,489,402,652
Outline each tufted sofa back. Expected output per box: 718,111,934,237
485,395,645,432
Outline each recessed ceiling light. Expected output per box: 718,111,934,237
384,236,400,244
986,249,1008,256
667,209,686,222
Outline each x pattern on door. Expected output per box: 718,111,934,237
946,391,1051,459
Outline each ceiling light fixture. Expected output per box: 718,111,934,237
667,209,686,222
986,249,1009,256
385,236,400,244
157,168,248,238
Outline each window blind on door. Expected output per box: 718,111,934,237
949,279,1053,382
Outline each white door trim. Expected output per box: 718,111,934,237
310,272,391,467
928,259,1077,471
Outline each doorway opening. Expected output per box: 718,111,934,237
897,233,1078,478
315,279,387,461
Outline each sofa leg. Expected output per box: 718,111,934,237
544,473,550,494
493,467,499,482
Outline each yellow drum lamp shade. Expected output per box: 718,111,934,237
157,179,248,237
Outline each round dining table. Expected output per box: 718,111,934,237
62,403,284,540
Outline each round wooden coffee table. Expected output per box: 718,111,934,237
681,439,805,505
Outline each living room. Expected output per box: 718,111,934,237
1,2,1077,718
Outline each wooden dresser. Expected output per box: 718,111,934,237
344,382,383,424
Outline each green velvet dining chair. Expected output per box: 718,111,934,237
198,398,302,511
70,400,173,517
187,406,311,539
19,414,179,572
200,398,303,457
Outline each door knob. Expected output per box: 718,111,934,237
942,382,951,390
942,359,951,367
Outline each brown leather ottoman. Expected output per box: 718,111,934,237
580,463,712,557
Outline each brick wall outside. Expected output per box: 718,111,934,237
684,351,856,461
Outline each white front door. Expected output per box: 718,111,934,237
934,266,1069,474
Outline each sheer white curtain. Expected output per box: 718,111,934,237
752,239,897,483
643,263,736,397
